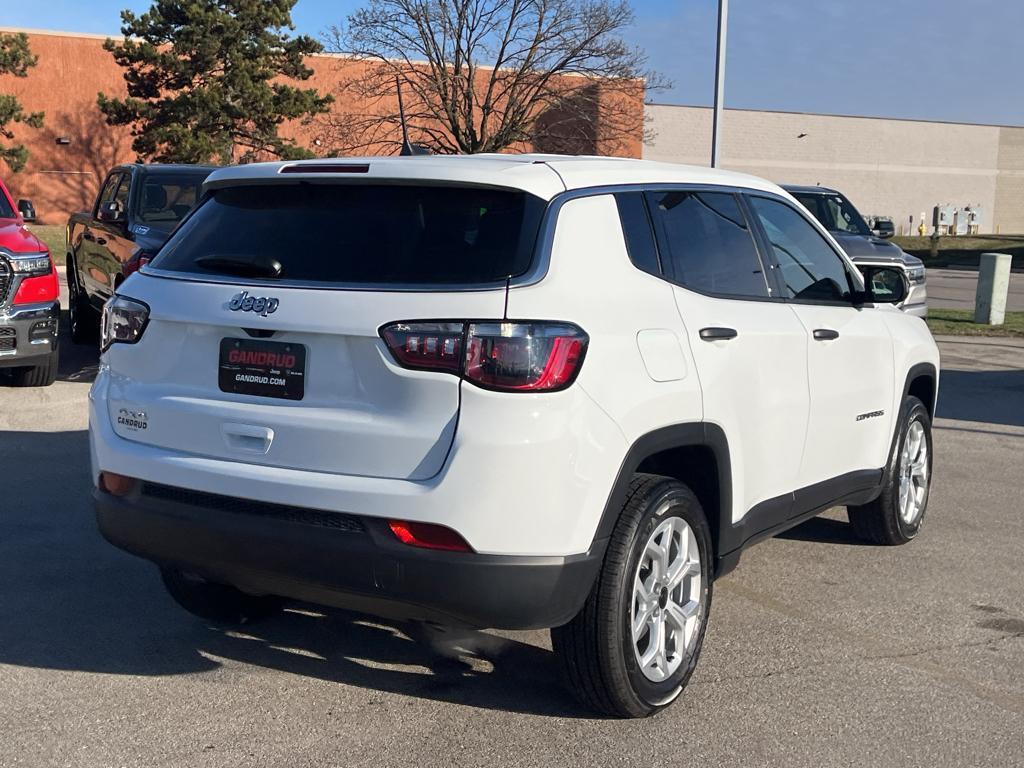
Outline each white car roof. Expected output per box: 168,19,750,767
203,154,787,201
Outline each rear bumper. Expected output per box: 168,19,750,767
0,300,60,368
95,484,603,630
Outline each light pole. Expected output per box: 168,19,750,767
711,0,728,168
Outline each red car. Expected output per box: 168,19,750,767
0,179,60,386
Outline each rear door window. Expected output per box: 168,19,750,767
151,184,546,286
645,190,770,298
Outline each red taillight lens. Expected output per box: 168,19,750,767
464,322,587,392
381,321,588,392
12,260,59,305
388,520,473,552
122,253,151,278
380,322,464,374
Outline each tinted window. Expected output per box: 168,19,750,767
152,184,545,285
793,192,871,236
137,173,208,230
749,196,854,303
113,175,131,211
615,192,659,275
646,190,769,297
97,174,121,210
0,193,14,219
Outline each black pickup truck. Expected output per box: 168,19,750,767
66,164,216,342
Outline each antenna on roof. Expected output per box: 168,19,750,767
396,76,431,157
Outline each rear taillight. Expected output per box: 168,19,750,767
464,322,587,391
101,295,150,351
122,252,151,278
380,321,588,392
379,322,464,374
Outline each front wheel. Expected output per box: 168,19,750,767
848,395,933,545
552,474,713,718
9,348,59,387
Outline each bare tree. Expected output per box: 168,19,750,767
322,0,663,156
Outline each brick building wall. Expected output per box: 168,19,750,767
644,103,1024,234
0,29,644,224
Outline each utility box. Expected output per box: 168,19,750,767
975,253,1012,325
932,205,955,235
961,206,983,235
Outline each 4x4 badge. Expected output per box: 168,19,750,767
228,291,279,317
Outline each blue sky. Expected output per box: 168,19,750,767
3,0,1022,125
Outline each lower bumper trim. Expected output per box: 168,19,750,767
95,486,604,630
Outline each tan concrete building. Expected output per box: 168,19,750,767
0,28,643,224
644,103,1024,234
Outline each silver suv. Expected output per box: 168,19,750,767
784,185,927,317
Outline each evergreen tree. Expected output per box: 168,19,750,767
99,0,333,164
0,32,45,172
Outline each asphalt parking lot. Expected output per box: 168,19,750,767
1,311,1022,767
928,267,1024,311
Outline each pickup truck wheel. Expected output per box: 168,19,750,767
160,568,283,625
551,474,712,718
67,260,98,344
10,348,59,387
848,395,932,545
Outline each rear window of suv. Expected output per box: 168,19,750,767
150,183,546,286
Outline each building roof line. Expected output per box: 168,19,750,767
646,101,1024,131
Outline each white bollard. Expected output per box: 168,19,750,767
974,253,1012,325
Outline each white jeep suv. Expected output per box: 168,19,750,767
90,155,939,718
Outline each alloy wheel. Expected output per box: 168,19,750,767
630,510,703,683
898,419,929,524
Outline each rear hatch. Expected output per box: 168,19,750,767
105,181,547,481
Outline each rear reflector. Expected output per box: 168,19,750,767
388,520,473,552
99,471,138,497
380,320,588,392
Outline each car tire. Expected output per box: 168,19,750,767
551,473,713,718
67,258,98,344
848,395,932,545
10,348,59,387
160,568,284,625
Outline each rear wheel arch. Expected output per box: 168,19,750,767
593,424,731,572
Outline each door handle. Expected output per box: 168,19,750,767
699,327,738,341
813,328,840,341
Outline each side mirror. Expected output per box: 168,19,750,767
858,265,908,304
17,199,36,223
97,201,125,224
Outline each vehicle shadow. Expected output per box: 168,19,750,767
775,514,865,546
57,309,101,384
0,428,587,719
935,368,1024,428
